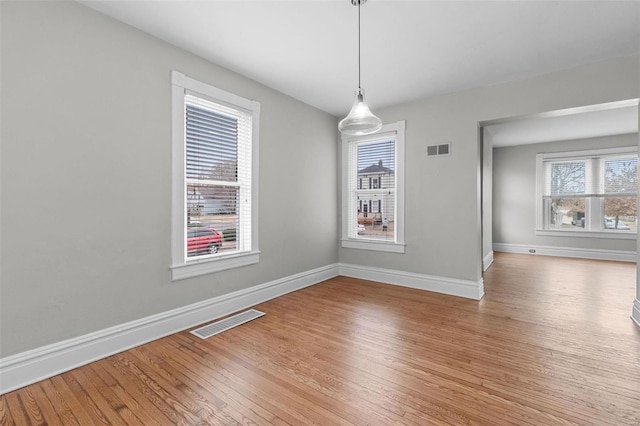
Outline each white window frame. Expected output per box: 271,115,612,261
171,71,260,280
535,146,637,240
341,121,406,253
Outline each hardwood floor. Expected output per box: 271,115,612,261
2,252,639,425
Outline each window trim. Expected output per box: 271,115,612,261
170,71,260,281
341,120,406,253
535,146,637,239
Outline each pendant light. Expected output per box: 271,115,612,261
338,0,382,136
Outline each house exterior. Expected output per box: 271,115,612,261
357,159,395,223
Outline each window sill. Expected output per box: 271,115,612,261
535,229,637,240
341,239,406,253
171,251,260,281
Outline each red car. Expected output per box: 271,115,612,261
187,227,222,256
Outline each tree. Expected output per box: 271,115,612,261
549,162,585,226
603,159,638,228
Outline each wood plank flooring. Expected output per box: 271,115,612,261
1,252,639,425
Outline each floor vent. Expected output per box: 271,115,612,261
190,309,265,339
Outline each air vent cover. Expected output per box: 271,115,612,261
427,143,451,157
190,309,265,339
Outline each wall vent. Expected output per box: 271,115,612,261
427,143,451,157
190,309,265,339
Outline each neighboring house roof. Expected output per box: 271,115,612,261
359,160,394,175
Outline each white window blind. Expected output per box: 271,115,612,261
347,136,397,241
546,161,586,196
184,93,252,259
171,71,259,280
603,156,638,195
341,121,405,253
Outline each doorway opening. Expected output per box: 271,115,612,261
479,99,639,272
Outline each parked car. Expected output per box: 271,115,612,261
187,227,222,256
187,218,201,227
571,217,585,228
570,211,585,227
357,224,365,234
604,218,631,230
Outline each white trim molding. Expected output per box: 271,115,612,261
483,251,494,271
493,243,637,262
535,146,638,237
340,239,406,253
171,251,260,281
535,229,637,240
0,264,339,395
341,120,406,254
632,299,640,328
171,70,261,280
339,263,484,301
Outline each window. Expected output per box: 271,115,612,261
536,147,638,238
171,71,260,280
342,121,405,253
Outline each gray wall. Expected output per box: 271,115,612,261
483,129,494,262
338,54,640,283
0,2,338,357
493,134,638,251
2,2,640,359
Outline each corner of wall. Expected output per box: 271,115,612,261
339,263,484,301
483,251,494,271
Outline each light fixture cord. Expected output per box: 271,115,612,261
358,0,361,89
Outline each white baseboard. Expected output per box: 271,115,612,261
483,251,494,271
0,264,339,395
339,263,484,301
493,243,637,262
632,299,640,328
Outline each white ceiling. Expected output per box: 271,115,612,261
486,103,639,148
80,0,640,119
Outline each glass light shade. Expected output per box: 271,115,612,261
338,88,382,136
